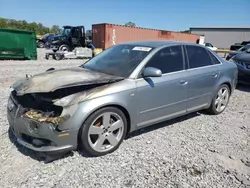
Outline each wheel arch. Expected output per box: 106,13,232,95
217,81,232,95
77,102,132,138
206,81,232,109
106,104,131,134
222,82,232,95
59,44,70,51
76,103,132,150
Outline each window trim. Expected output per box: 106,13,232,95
183,44,221,70
206,49,222,65
136,44,186,79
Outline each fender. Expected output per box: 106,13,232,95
57,89,137,132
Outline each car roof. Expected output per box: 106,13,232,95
121,40,199,48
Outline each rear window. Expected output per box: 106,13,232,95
185,45,213,68
207,51,221,65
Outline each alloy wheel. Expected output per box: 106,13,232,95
215,87,229,112
87,112,125,152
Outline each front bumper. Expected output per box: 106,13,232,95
7,96,79,153
45,42,59,51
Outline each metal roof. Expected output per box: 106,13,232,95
190,26,250,29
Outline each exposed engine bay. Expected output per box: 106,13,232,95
11,83,107,125
10,67,124,126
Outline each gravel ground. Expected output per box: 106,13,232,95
0,49,249,188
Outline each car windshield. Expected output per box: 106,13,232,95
238,45,250,52
82,44,154,77
62,28,71,36
241,41,250,45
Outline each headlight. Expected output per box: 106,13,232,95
53,92,87,107
53,95,74,107
7,98,15,111
53,89,98,107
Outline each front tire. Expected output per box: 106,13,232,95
59,45,70,52
206,84,230,115
79,107,127,156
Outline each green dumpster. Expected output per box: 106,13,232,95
0,28,37,60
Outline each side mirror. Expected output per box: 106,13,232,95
142,67,162,78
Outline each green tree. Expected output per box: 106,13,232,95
28,22,38,33
20,20,28,30
0,17,53,35
50,25,61,34
37,23,45,35
43,27,50,34
7,19,17,28
0,18,7,28
125,21,136,27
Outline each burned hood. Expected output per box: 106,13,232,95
12,67,124,95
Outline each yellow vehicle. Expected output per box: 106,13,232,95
93,48,103,56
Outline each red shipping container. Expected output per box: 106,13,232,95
92,23,200,49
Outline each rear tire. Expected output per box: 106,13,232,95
38,41,45,48
54,53,64,60
206,84,230,115
79,107,127,157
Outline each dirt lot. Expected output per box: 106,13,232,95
0,49,249,188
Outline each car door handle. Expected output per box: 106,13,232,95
180,80,188,85
212,73,218,78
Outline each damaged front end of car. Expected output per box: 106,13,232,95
7,67,124,161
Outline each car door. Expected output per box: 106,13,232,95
71,28,81,47
184,45,220,112
135,45,188,127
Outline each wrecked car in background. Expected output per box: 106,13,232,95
7,41,237,159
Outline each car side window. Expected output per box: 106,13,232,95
145,45,184,74
72,28,80,38
186,45,213,68
207,50,221,65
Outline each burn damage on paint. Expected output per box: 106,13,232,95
12,66,123,95
7,66,124,162
10,67,123,128
10,84,109,126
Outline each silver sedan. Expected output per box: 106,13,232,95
7,41,238,157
